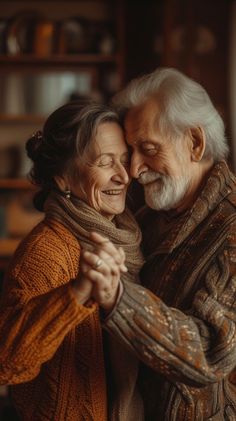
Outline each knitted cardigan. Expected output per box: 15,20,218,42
0,218,107,421
105,161,236,420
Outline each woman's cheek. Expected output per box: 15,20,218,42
89,181,102,211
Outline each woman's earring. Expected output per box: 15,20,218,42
64,189,71,200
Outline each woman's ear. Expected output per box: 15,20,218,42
54,175,69,192
188,127,206,162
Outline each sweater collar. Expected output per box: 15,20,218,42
149,161,235,254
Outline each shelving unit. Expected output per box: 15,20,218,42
0,114,45,123
0,53,119,65
0,0,125,269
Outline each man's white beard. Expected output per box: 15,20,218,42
140,171,190,211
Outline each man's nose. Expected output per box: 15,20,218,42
130,152,144,179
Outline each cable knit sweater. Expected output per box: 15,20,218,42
105,161,236,420
0,218,107,421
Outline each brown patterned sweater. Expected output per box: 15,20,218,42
105,161,236,420
0,219,107,420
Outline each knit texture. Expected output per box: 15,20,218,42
45,191,144,279
44,192,145,421
105,161,236,420
0,220,107,421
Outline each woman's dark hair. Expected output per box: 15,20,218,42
26,100,120,211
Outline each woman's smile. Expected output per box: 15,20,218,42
102,189,125,195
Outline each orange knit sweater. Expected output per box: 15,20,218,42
0,218,107,421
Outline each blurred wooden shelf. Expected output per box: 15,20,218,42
0,114,46,123
0,179,33,189
0,238,20,257
0,54,119,66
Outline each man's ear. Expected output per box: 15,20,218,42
54,175,69,191
188,127,206,162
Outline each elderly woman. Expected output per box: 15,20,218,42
0,101,144,421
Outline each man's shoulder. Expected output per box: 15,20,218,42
226,190,236,208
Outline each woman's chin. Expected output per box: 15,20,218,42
101,203,126,219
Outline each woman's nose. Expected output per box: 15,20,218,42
113,162,130,184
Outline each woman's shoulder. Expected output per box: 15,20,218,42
2,219,81,304
13,218,80,264
5,219,81,292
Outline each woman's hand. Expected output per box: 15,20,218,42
80,232,127,312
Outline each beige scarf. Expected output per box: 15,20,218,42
45,191,145,421
45,191,144,282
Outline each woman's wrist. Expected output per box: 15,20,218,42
71,278,92,305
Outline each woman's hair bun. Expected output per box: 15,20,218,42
25,130,43,161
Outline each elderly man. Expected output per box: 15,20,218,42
82,68,236,420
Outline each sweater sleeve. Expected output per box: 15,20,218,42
0,230,96,385
104,235,236,387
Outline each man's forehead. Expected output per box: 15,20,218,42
124,99,158,138
125,98,158,123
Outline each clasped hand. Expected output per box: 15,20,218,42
73,232,127,312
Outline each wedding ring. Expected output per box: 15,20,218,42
94,258,102,269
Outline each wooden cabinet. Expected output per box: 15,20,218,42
124,0,230,148
161,0,230,131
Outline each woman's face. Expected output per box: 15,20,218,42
71,122,130,220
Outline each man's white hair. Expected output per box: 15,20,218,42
113,67,229,161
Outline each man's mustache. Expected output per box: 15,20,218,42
138,171,163,185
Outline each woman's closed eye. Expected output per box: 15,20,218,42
98,156,114,167
98,154,130,169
